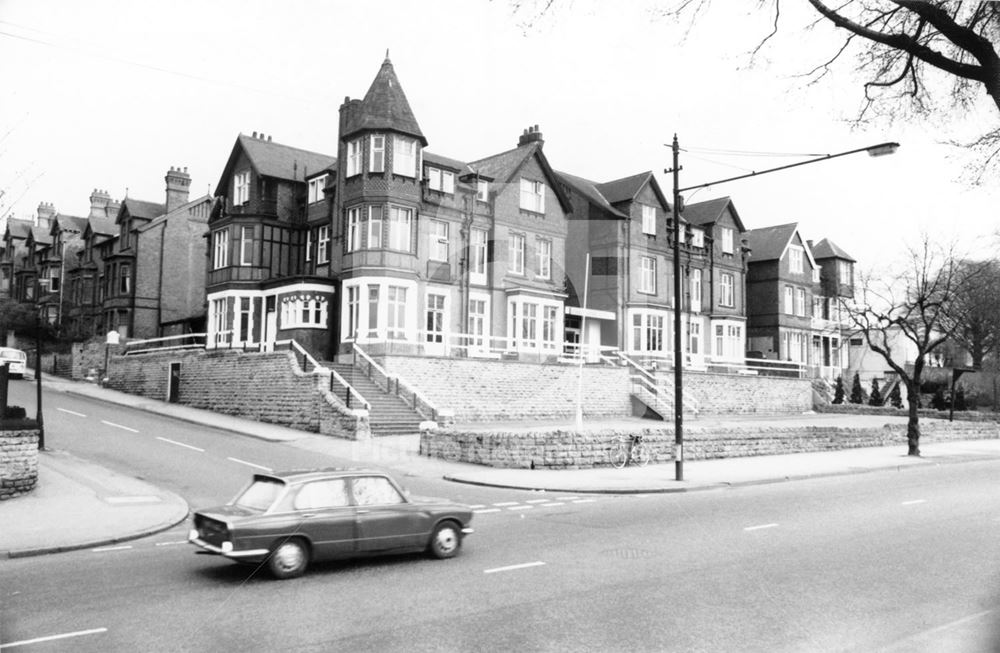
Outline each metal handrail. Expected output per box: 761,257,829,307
354,344,439,420
328,367,370,412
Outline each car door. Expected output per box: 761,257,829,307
290,479,356,560
350,476,428,553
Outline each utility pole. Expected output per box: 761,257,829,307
669,135,684,481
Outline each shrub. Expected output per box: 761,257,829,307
889,383,902,408
931,388,947,411
954,388,967,411
832,376,845,404
869,379,883,406
850,373,865,404
1,405,26,419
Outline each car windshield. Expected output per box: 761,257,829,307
232,478,285,511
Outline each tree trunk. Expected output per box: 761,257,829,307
906,393,921,456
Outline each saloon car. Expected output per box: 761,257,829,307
188,468,474,579
0,348,27,379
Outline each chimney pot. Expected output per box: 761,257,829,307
252,131,258,138
267,135,272,142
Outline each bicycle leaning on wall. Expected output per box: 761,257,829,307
609,433,651,469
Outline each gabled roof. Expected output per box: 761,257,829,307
343,56,426,145
118,198,166,224
683,196,747,232
745,222,817,268
555,171,628,218
810,237,855,262
85,216,117,238
424,151,473,175
4,221,31,241
140,195,214,232
470,141,573,214
215,134,336,196
50,214,88,237
596,171,650,204
29,225,52,246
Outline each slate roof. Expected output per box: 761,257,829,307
86,216,117,237
810,237,855,262
344,56,426,145
683,196,747,232
51,214,88,236
120,198,166,222
470,141,573,214
29,226,52,246
555,171,627,218
424,151,474,175
4,221,31,240
595,171,652,204
744,223,798,262
141,195,214,231
237,134,336,182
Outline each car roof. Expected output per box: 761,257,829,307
254,468,389,485
0,348,25,358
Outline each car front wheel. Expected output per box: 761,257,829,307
428,521,461,559
268,538,309,579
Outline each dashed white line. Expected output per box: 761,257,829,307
156,436,205,452
507,505,534,511
492,501,519,507
484,561,546,574
557,496,580,501
155,541,188,547
572,499,596,504
92,545,132,552
57,407,86,417
226,457,272,472
101,420,138,433
902,499,927,506
0,627,108,650
540,502,565,507
474,508,501,514
744,523,779,532
469,504,486,509
525,499,549,504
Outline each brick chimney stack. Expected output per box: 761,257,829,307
165,166,191,213
36,202,56,221
89,189,111,218
518,124,544,147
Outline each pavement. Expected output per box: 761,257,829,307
3,372,1000,559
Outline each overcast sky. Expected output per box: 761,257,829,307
1,0,997,269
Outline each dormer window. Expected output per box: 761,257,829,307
721,227,734,254
839,261,852,285
308,175,328,204
476,180,489,202
234,170,250,205
346,139,362,177
690,228,704,248
120,220,131,250
519,179,545,213
370,135,385,173
426,167,454,194
393,136,417,177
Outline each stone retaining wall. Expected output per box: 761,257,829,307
1,427,39,499
420,420,1000,469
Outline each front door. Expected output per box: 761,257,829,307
351,476,427,552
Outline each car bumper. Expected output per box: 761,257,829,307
188,535,269,560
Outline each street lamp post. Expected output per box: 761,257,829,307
665,136,899,481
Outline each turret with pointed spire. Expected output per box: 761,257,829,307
339,54,426,145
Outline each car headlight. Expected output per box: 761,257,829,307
188,528,199,541
221,541,233,553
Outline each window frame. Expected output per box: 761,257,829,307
387,206,413,252
429,220,449,262
641,204,656,236
519,178,545,213
346,139,362,177
212,229,229,269
508,233,525,275
317,225,330,264
639,255,656,294
369,134,385,173
536,238,551,280
392,136,417,177
234,170,250,205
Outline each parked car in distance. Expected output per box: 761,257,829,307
188,468,474,579
0,348,27,379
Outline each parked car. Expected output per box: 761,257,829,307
0,348,27,379
188,468,474,579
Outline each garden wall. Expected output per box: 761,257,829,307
0,426,39,499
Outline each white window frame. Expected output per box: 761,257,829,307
795,287,806,317
307,175,328,204
789,246,804,274
690,228,704,248
509,233,525,275
388,206,412,252
639,256,656,294
367,205,383,249
629,309,667,354
536,238,551,280
346,286,360,341
476,180,489,202
429,220,449,262
839,261,851,285
233,171,250,205
690,268,702,312
426,167,455,194
212,229,229,269
280,294,328,329
720,272,735,308
347,139,362,177
721,227,734,254
467,294,490,352
305,229,312,262
393,136,417,177
507,296,563,352
784,285,794,314
641,204,656,235
425,292,447,343
470,228,487,285
519,178,545,213
387,285,408,339
347,207,362,252
239,226,253,266
317,225,330,264
369,134,385,173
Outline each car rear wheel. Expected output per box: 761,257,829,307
268,538,309,579
428,521,461,559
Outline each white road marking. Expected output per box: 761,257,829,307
880,609,995,651
540,502,565,507
484,561,546,574
0,627,108,650
469,504,486,509
492,501,519,507
557,496,580,500
744,523,779,532
525,499,549,504
101,420,138,433
226,457,272,472
507,505,533,511
902,499,927,506
92,545,132,552
156,436,205,452
572,499,596,504
57,407,86,417
155,541,188,547
474,508,501,514
105,496,161,504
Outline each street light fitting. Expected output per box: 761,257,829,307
865,142,900,157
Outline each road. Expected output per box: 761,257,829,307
2,383,1000,652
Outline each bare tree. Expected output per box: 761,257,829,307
844,237,965,455
949,258,1000,367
